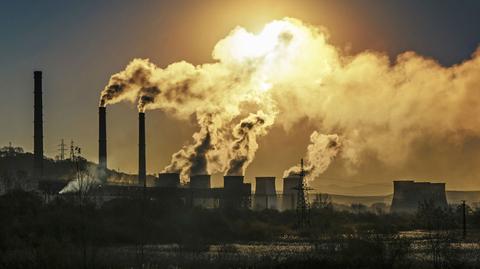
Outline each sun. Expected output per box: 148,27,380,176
214,19,304,63
211,18,313,95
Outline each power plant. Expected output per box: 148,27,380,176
20,71,452,213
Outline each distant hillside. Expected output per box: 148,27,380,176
318,183,392,196
316,191,480,207
446,191,480,205
0,148,155,191
325,193,392,206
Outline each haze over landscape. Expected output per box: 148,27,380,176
4,2,480,268
2,0,480,194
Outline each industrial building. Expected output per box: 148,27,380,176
24,71,423,213
282,176,302,211
391,180,448,213
25,72,458,213
253,177,277,210
12,71,310,211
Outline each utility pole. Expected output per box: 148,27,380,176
462,200,467,239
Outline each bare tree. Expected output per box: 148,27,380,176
312,193,333,210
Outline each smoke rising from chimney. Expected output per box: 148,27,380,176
99,18,480,182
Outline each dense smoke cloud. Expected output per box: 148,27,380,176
99,59,156,108
268,26,480,166
162,114,224,180
100,17,480,183
284,132,341,183
226,111,275,175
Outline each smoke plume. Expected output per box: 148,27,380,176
100,17,480,185
226,110,275,175
162,113,227,180
284,132,341,182
99,59,156,108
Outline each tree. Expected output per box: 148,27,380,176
312,193,333,210
351,203,367,214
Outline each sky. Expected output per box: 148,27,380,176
1,0,480,194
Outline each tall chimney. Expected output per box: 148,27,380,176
138,112,146,187
33,71,44,178
98,106,107,181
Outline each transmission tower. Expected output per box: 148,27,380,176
69,140,75,160
293,158,312,228
57,139,66,160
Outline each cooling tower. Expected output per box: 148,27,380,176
281,176,302,211
224,175,244,190
223,176,251,208
189,175,213,208
190,175,211,189
391,180,448,213
254,177,277,210
255,177,276,195
138,112,146,187
156,173,180,188
33,71,44,178
98,106,107,180
283,176,302,194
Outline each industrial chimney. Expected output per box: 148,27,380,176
98,106,107,181
33,71,44,179
138,112,146,187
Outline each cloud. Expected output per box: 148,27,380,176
99,18,480,183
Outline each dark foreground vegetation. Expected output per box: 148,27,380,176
1,190,480,268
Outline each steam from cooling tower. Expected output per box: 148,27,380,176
226,111,274,175
163,114,222,180
98,20,296,179
284,132,341,182
163,109,275,179
99,17,480,184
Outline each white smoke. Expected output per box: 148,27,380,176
99,17,480,182
59,164,100,194
226,110,275,175
284,132,341,183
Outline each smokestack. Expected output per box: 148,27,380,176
138,112,146,187
33,71,43,179
98,107,107,180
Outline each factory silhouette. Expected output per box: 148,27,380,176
12,71,450,213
